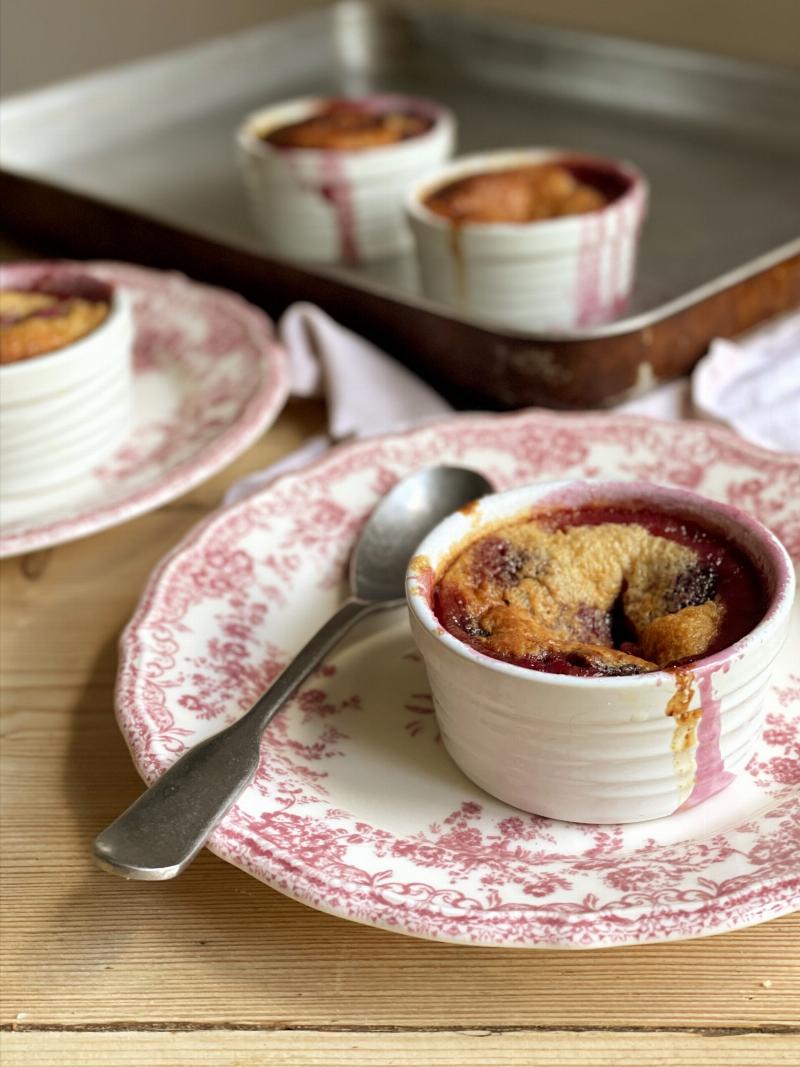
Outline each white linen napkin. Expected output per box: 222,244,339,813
225,305,800,505
619,312,800,451
224,302,451,504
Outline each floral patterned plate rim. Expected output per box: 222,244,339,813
116,411,800,949
0,260,290,558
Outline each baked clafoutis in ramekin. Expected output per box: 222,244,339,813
406,481,794,824
406,148,647,330
0,266,134,502
236,95,455,264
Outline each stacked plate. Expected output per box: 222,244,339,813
0,261,290,556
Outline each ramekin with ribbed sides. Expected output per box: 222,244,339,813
0,267,134,502
406,480,794,824
406,149,648,331
236,95,455,264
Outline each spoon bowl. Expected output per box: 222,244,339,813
351,465,494,603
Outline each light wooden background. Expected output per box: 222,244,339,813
1,397,799,1066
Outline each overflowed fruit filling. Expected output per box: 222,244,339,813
433,504,767,677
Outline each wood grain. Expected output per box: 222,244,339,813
0,231,798,1064
1,1030,799,1067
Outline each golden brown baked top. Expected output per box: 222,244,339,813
434,505,766,677
0,275,111,365
423,163,607,224
264,102,433,151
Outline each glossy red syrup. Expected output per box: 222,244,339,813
564,161,630,204
318,152,358,265
434,504,768,678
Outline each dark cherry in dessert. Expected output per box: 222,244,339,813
423,161,628,224
264,99,433,151
434,504,767,678
0,273,112,365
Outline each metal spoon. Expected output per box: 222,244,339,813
93,465,492,880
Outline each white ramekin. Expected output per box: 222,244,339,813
236,95,456,264
406,480,794,824
0,284,134,499
406,148,648,331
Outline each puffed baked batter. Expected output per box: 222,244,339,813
265,105,431,151
424,164,606,224
435,518,726,674
1,289,109,364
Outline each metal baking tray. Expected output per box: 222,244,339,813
2,1,799,408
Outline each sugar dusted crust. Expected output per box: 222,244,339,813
434,507,766,678
423,163,606,224
0,285,110,365
265,103,433,151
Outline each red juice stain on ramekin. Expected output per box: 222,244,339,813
319,151,359,266
270,142,360,265
567,160,633,327
682,667,735,808
576,209,606,327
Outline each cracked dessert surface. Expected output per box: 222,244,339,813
264,102,433,151
1,275,112,365
434,505,766,677
423,163,607,224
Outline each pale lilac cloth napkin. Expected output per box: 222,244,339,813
225,305,800,505
618,311,800,451
224,302,452,504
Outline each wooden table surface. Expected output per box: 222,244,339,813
1,305,799,1065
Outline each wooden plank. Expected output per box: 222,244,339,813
1,1029,798,1067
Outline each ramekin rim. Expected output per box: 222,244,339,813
406,478,795,688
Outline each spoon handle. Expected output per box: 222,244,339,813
93,598,377,880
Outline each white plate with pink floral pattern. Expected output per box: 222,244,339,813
117,412,800,948
0,261,289,558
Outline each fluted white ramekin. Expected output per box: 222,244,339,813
406,480,794,824
236,95,455,264
406,148,647,331
0,284,133,499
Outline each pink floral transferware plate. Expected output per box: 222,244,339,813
0,261,289,558
117,412,800,948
